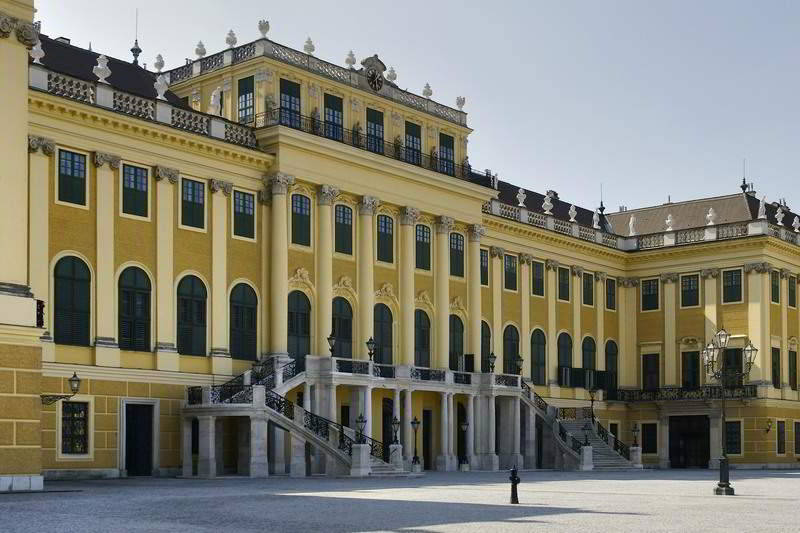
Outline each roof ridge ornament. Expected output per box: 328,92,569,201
93,54,111,84
226,30,237,49
775,206,785,226
542,192,553,215
706,207,716,226
516,188,527,207
208,86,221,115
304,37,315,55
568,204,577,223
154,75,168,100
345,50,356,69
154,53,164,73
456,96,465,110
628,214,636,236
422,83,432,98
758,196,767,219
258,20,270,39
29,39,44,64
665,213,674,232
195,41,206,59
592,210,600,229
793,216,800,233
387,66,397,82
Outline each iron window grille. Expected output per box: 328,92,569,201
61,401,89,454
725,420,742,455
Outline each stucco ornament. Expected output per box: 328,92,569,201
456,96,465,110
258,19,270,38
208,87,221,115
0,12,14,38
195,41,206,59
758,196,767,219
592,210,600,229
29,39,44,64
93,55,111,84
665,213,674,231
422,83,432,98
568,204,577,223
154,75,168,100
706,207,716,226
345,50,356,69
793,216,800,233
628,215,636,236
303,37,315,55
541,192,553,215
775,206,785,226
154,54,165,73
226,30,237,49
386,67,397,82
15,20,37,48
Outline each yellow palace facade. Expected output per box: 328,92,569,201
3,0,800,490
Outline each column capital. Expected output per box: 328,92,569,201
93,152,121,170
400,206,421,225
27,135,55,155
468,224,486,242
210,178,233,195
359,195,380,215
571,265,584,277
519,253,534,265
545,259,559,271
317,184,340,205
594,271,607,282
154,165,179,184
489,246,505,259
264,172,295,195
700,268,720,279
620,276,640,287
0,11,38,48
780,268,792,279
660,272,679,283
744,262,772,274
435,215,455,234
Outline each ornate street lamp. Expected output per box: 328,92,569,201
41,372,81,405
356,413,367,444
411,416,421,465
631,422,639,447
488,352,497,373
366,337,376,361
703,330,757,496
515,354,524,375
588,386,598,422
391,416,400,444
327,332,336,355
460,420,469,465
583,420,592,446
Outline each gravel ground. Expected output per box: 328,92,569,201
2,469,800,532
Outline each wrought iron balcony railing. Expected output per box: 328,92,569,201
606,384,758,402
410,366,446,382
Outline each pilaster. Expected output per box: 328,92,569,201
467,225,485,362
400,207,420,365
94,152,121,367
209,179,232,362
316,185,338,355
595,272,606,371
154,166,179,370
661,273,678,385
745,263,771,382
571,265,583,370
268,172,294,355
490,246,504,370
545,260,559,387
435,216,454,369
358,196,379,359
519,254,532,377
701,268,719,349
618,277,639,387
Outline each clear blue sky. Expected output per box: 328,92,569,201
35,0,800,213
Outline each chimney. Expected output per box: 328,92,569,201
55,37,71,45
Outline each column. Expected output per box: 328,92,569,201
781,269,790,393
154,166,179,370
658,413,670,469
358,196,379,359
268,172,294,355
466,394,476,467
197,415,216,478
249,415,269,477
545,260,559,387
745,263,771,383
435,216,454,369
487,395,498,470
595,272,606,371
182,417,193,477
571,266,582,370
467,226,485,364
317,185,338,354
662,273,678,385
520,254,532,377
393,388,401,442
303,382,311,410
289,433,307,477
259,190,270,357
210,179,232,375
618,278,639,387
400,207,420,365
701,269,719,352
512,396,522,466
403,388,413,463
28,137,54,361
363,385,373,440
447,392,455,465
490,246,505,370
436,391,449,470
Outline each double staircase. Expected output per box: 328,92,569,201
559,420,634,470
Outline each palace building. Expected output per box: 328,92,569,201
3,0,800,491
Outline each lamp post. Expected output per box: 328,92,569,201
392,416,400,444
356,413,367,444
515,354,524,376
41,372,81,405
702,329,757,496
631,422,639,447
588,386,598,423
460,420,469,465
488,352,496,373
327,332,336,355
366,337,376,361
411,416,421,465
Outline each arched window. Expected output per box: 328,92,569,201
118,266,150,352
54,256,91,346
230,283,257,360
332,297,353,358
177,276,207,356
481,321,491,373
605,341,619,392
414,310,430,367
503,325,520,374
449,315,464,370
287,291,311,361
531,330,546,385
374,303,393,364
557,332,572,387
582,337,596,369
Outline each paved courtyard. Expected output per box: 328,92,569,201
2,469,800,532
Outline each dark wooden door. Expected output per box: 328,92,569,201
381,398,393,462
125,404,153,476
643,354,660,391
535,416,544,469
669,415,710,469
423,409,433,470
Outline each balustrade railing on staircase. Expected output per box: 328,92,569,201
595,420,631,460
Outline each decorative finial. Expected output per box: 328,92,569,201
628,215,636,236
758,196,767,219
93,55,112,83
154,54,164,73
592,210,600,229
793,216,800,233
542,193,553,216
130,40,142,66
226,30,237,49
386,67,397,82
568,204,577,223
456,96,465,110
208,86,221,115
740,176,748,193
304,37,315,55
706,207,716,226
29,40,45,64
345,50,356,69
422,83,432,98
776,206,785,226
665,213,674,232
195,41,206,59
258,19,270,38
598,200,605,214
516,188,527,207
154,75,168,100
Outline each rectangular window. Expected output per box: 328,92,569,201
771,270,780,303
439,132,455,175
324,93,343,141
279,78,301,128
795,421,800,455
790,350,797,391
480,249,489,286
366,108,384,154
777,420,786,455
641,423,657,454
583,272,594,306
558,267,570,301
641,279,659,311
725,421,742,455
723,349,744,387
291,194,311,246
377,215,393,263
237,76,254,123
722,269,742,303
606,278,616,310
58,149,87,205
504,255,517,291
681,274,699,307
233,190,255,238
61,401,88,454
682,351,700,389
122,164,148,217
772,347,781,389
405,121,422,166
790,276,797,308
415,225,431,270
532,261,544,296
181,178,205,229
449,233,464,277
334,205,353,255
643,353,659,391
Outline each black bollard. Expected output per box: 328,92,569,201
509,465,520,504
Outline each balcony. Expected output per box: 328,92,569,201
250,109,487,183
606,385,758,402
557,367,607,389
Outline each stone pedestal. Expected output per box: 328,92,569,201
630,446,643,468
249,416,269,478
468,455,480,470
350,444,371,477
481,453,500,471
290,434,307,478
389,444,404,471
435,455,449,471
411,463,423,473
580,446,594,471
459,463,470,472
